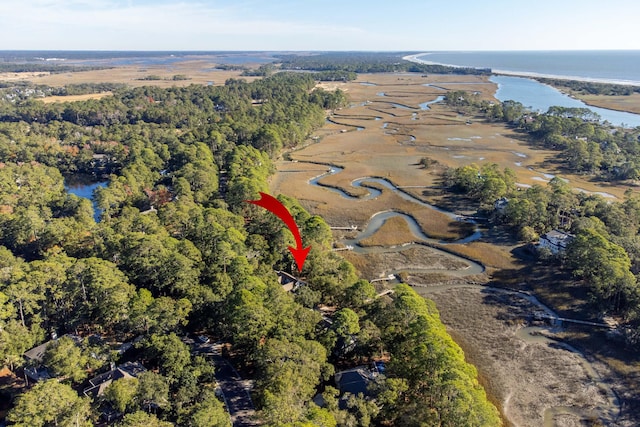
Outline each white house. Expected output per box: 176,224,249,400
539,230,574,254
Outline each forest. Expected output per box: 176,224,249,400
276,52,490,75
0,73,500,426
535,78,640,96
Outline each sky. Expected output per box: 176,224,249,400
1,0,639,51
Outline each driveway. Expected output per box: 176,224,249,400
189,339,258,426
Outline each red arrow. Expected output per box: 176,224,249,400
246,192,311,272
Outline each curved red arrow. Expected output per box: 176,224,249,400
246,192,311,272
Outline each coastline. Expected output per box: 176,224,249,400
405,53,640,117
403,53,640,87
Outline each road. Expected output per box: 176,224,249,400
212,353,258,426
186,339,259,426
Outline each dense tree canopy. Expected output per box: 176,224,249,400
7,380,92,427
0,72,499,426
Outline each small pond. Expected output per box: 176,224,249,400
64,175,108,222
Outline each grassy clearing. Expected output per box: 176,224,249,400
39,92,114,103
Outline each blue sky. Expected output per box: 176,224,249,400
1,0,639,51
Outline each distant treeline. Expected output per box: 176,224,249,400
49,82,128,95
537,78,640,96
215,63,248,71
0,82,127,101
240,63,358,82
277,52,491,75
0,62,109,73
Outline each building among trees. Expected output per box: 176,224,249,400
539,230,574,254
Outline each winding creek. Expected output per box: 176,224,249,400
307,165,483,274
302,107,622,423
282,83,630,424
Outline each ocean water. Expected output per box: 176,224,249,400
411,51,640,127
416,51,640,85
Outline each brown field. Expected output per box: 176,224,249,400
40,92,114,103
0,71,52,81
3,60,258,88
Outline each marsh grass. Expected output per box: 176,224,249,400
447,241,520,270
358,216,416,246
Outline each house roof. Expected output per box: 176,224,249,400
542,230,573,240
335,367,374,396
23,341,53,363
275,270,306,292
83,362,146,397
541,230,574,248
23,334,81,363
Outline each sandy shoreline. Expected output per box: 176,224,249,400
404,53,640,87
405,53,640,118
